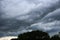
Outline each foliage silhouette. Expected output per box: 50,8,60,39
11,38,18,40
11,30,60,40
11,30,50,40
50,34,60,40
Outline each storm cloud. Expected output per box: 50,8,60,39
0,0,60,37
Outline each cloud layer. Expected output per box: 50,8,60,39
0,0,60,37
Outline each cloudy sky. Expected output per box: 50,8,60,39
0,0,60,37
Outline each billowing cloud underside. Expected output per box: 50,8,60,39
0,0,60,37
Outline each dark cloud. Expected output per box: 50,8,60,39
41,9,60,23
0,0,60,37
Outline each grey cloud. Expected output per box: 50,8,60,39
1,0,35,18
16,0,60,23
0,0,60,37
29,21,60,36
41,9,60,23
26,0,41,5
0,18,32,32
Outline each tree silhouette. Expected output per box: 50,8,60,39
11,30,60,40
18,30,50,40
11,30,50,40
50,34,60,40
11,38,18,40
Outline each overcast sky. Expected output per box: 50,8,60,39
0,0,60,37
